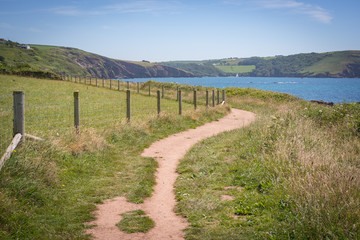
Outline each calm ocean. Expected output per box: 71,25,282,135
128,77,360,103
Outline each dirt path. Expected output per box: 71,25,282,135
87,108,256,240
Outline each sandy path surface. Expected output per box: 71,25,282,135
87,108,256,240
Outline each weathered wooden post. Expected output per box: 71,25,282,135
222,90,225,103
206,89,209,107
193,89,197,110
127,81,130,90
212,90,215,107
95,78,97,86
162,86,164,98
74,91,80,134
13,91,25,142
126,90,131,122
118,80,120,91
157,90,161,115
137,82,140,93
110,79,112,89
217,89,220,105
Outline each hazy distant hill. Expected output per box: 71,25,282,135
160,51,360,78
0,39,194,79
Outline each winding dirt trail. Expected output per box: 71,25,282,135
87,108,256,240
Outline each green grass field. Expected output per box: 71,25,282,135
215,65,255,74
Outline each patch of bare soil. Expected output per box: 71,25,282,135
87,109,256,239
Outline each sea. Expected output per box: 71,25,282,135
127,77,360,103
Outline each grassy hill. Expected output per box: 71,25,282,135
160,51,360,78
0,39,194,79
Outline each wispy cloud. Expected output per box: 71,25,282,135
227,0,332,23
52,1,181,16
52,6,103,16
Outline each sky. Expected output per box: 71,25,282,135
1,0,360,62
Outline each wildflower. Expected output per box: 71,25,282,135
13,149,16,153
62,184,65,187
319,110,322,113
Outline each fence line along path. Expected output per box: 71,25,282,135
86,108,256,240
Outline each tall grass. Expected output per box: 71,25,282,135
176,90,360,239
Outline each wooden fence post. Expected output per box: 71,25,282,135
212,90,215,107
206,89,209,107
110,79,112,89
137,82,140,93
179,90,182,115
74,91,80,133
127,81,130,90
126,90,131,122
162,86,164,98
157,90,161,115
193,89,197,110
118,80,120,91
95,78,97,86
13,91,25,142
222,90,225,103
217,89,220,105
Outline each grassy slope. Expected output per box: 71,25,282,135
0,42,193,79
160,51,360,77
0,75,230,239
303,51,360,74
215,65,256,74
175,90,360,239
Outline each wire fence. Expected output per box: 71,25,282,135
0,77,226,159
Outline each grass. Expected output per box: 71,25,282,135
116,210,155,233
303,51,360,75
175,91,360,239
0,75,230,239
215,65,256,74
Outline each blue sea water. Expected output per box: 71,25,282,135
128,77,360,103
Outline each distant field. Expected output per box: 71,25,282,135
31,45,58,50
215,65,255,74
302,51,360,74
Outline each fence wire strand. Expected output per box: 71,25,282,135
1,78,224,158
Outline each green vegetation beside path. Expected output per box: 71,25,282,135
175,88,360,239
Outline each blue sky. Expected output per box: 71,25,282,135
1,0,360,61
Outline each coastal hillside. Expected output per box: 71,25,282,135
160,51,360,78
0,39,193,79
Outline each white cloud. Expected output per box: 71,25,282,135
52,1,181,16
227,0,332,23
103,0,181,14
